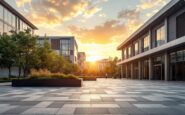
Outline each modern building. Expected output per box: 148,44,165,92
38,36,78,64
0,0,37,77
0,0,37,35
117,0,185,81
78,52,86,71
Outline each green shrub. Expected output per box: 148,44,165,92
29,69,78,80
64,74,78,79
51,73,65,79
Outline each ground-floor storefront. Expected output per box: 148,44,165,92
121,48,185,81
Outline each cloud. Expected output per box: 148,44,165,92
138,0,168,10
68,20,130,44
16,0,32,7
16,0,106,26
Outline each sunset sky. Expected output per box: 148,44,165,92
6,0,171,61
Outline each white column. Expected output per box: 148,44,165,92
164,52,169,81
149,58,153,80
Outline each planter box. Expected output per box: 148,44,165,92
12,78,82,87
82,77,97,81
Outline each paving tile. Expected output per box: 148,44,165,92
3,107,30,114
134,104,167,108
34,101,53,107
56,107,75,115
75,108,109,114
21,108,59,115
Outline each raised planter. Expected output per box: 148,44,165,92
12,78,82,87
82,77,97,81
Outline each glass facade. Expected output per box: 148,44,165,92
60,39,71,58
156,25,165,47
170,49,185,81
170,50,185,63
141,59,149,80
128,47,132,58
0,3,32,35
134,42,139,55
143,35,149,52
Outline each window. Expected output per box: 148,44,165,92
0,21,3,34
0,4,3,20
143,35,149,52
177,12,185,38
124,49,127,59
134,42,139,55
156,25,165,47
11,14,16,28
60,39,71,57
170,53,176,63
128,47,132,58
177,51,184,61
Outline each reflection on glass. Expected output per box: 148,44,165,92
156,26,165,47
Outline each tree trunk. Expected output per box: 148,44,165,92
23,67,25,78
8,66,11,80
18,66,21,79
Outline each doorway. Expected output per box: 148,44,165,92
153,64,164,80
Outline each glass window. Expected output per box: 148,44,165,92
170,52,176,63
8,11,12,25
134,42,139,55
4,8,7,22
60,39,71,56
128,47,132,58
0,21,3,34
0,4,3,20
177,12,185,38
177,51,183,61
11,14,16,27
143,35,149,52
156,25,165,47
124,49,127,59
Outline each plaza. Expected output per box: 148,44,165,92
0,79,185,115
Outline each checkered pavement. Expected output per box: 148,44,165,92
0,79,185,115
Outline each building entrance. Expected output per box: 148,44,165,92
153,64,164,80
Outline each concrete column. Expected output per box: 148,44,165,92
131,63,134,79
121,65,123,79
164,52,170,81
138,61,141,80
125,64,128,79
139,39,142,54
149,58,153,80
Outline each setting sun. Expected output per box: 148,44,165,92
87,55,102,62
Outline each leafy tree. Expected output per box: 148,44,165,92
0,34,16,78
11,29,38,77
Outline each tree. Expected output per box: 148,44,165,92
12,29,38,77
0,34,16,78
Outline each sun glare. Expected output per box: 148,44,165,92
87,56,102,62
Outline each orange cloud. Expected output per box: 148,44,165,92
16,0,106,26
139,0,168,10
